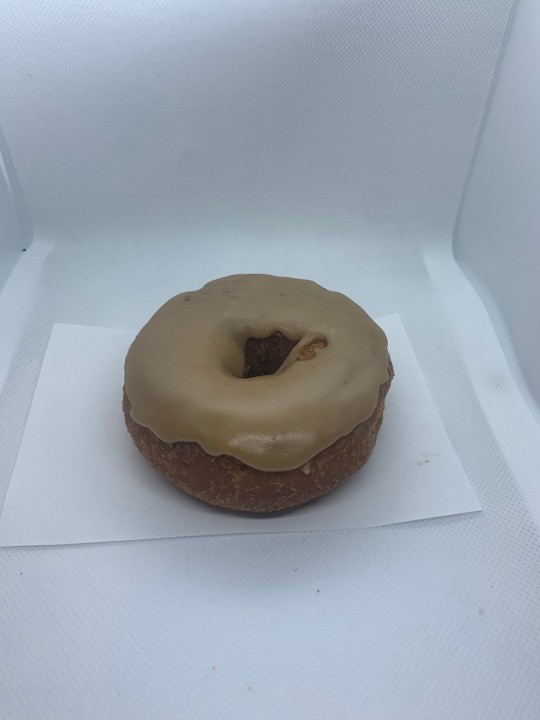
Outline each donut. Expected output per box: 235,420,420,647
123,275,393,512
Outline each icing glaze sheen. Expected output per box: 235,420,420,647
124,275,389,471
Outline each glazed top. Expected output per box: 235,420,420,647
124,274,389,471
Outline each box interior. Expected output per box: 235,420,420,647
1,2,540,718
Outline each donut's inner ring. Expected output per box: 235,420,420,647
242,331,329,378
242,332,298,378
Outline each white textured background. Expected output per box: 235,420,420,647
2,2,540,719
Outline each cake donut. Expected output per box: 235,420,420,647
123,274,393,512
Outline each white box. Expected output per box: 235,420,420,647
0,2,539,719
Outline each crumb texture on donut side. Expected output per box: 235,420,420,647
123,360,393,513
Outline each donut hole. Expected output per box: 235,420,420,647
242,331,298,378
242,332,328,378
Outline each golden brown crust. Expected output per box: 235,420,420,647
123,360,394,513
